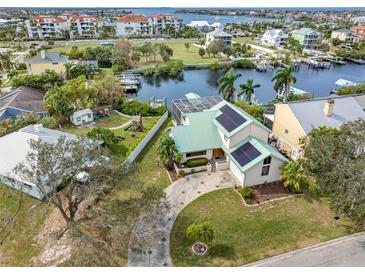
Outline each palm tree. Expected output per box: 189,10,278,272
272,67,296,102
280,161,307,193
0,53,13,72
158,136,177,166
238,79,261,105
217,68,241,101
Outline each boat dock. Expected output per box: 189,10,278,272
116,73,141,92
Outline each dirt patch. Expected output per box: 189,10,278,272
32,207,72,266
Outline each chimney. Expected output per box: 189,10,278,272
40,50,46,59
34,124,44,133
323,99,335,116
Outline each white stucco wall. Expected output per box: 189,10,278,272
243,156,284,187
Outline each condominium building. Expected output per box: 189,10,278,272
25,15,69,39
116,13,183,37
70,15,104,38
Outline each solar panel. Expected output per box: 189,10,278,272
231,142,261,167
215,105,247,132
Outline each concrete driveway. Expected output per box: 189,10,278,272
244,233,365,267
128,170,237,266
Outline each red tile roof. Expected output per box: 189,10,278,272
71,15,103,23
116,14,149,23
33,15,66,23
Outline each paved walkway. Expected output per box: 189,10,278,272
109,120,132,130
244,232,365,267
128,170,237,266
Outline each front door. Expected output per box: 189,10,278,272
212,148,224,157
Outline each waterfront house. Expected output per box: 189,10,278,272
331,28,359,42
187,21,213,32
170,97,288,187
0,124,78,199
271,95,365,160
261,29,288,47
24,51,69,75
0,86,47,121
351,25,365,39
291,28,321,50
70,108,94,126
206,29,233,47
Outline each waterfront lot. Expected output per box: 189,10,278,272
170,189,358,267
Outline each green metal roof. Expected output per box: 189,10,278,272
171,110,222,153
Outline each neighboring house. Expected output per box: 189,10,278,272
24,51,69,75
187,21,213,32
291,28,321,50
261,29,288,47
25,15,69,39
116,13,183,37
206,29,233,47
271,95,365,160
0,86,47,121
351,16,365,24
70,15,104,38
0,124,78,199
351,25,365,39
170,97,288,187
70,108,94,126
331,28,359,42
116,14,151,37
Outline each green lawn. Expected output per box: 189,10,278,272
63,113,160,160
170,189,358,267
0,185,48,266
49,39,228,68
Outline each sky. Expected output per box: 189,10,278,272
0,0,364,8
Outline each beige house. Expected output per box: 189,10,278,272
25,51,69,75
331,28,359,42
271,95,365,160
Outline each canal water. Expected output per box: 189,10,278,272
135,63,365,106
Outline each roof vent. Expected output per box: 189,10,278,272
323,99,335,116
34,124,44,133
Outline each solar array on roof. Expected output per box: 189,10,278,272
215,105,247,132
231,142,261,167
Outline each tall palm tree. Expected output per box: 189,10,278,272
238,79,261,105
0,53,13,72
271,67,296,102
217,68,241,101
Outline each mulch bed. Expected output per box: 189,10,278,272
165,163,180,181
237,181,296,205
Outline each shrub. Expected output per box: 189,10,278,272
186,158,208,168
118,100,166,116
240,186,253,199
233,59,254,69
38,116,58,129
178,170,185,177
186,222,214,243
87,127,119,145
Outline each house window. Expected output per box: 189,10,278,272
261,165,270,176
261,156,271,176
224,135,228,141
284,129,289,134
23,183,33,190
263,156,272,165
186,151,206,157
291,149,299,159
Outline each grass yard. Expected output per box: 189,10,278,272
0,185,48,266
170,189,358,267
63,113,161,160
48,38,228,68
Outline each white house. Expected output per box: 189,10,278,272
206,29,233,47
331,28,360,42
70,108,94,126
0,124,78,199
187,21,213,32
261,29,288,47
170,97,288,187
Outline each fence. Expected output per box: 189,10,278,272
126,111,169,163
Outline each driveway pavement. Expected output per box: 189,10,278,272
128,170,237,266
244,232,365,267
